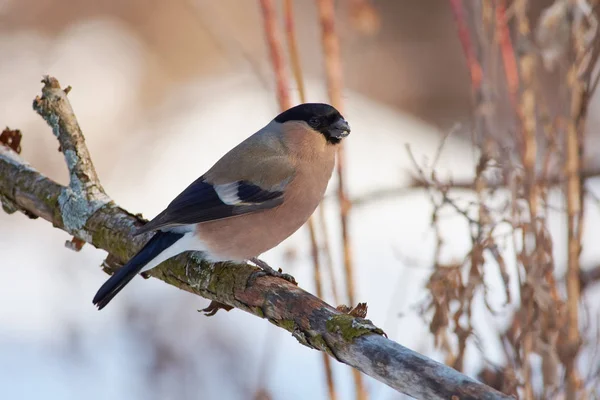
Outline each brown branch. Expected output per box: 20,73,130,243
259,0,292,110
0,78,514,400
496,0,520,111
316,0,345,109
513,3,538,397
448,0,483,90
564,2,590,395
283,0,306,105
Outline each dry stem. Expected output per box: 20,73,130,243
441,1,600,398
259,0,291,110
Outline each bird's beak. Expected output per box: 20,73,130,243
329,118,351,138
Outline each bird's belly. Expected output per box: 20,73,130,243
195,175,326,261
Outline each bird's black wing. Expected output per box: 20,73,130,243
135,177,286,235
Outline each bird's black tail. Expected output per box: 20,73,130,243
93,231,184,310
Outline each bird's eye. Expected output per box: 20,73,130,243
308,117,320,127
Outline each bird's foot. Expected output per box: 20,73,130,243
200,300,234,317
249,257,297,285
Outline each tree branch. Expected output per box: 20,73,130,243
0,77,511,400
31,77,111,243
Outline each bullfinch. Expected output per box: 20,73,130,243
93,103,351,309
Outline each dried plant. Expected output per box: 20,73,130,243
411,1,600,398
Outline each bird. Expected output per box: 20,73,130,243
93,103,351,309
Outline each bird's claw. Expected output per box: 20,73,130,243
249,257,297,285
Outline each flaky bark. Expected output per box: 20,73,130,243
0,77,511,400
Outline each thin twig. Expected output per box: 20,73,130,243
284,0,306,105
259,0,292,110
259,0,290,111
448,0,483,90
495,0,521,112
564,1,589,395
512,3,539,398
318,204,340,304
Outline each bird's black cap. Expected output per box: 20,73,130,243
274,103,350,144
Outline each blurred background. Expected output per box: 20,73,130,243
1,0,600,399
